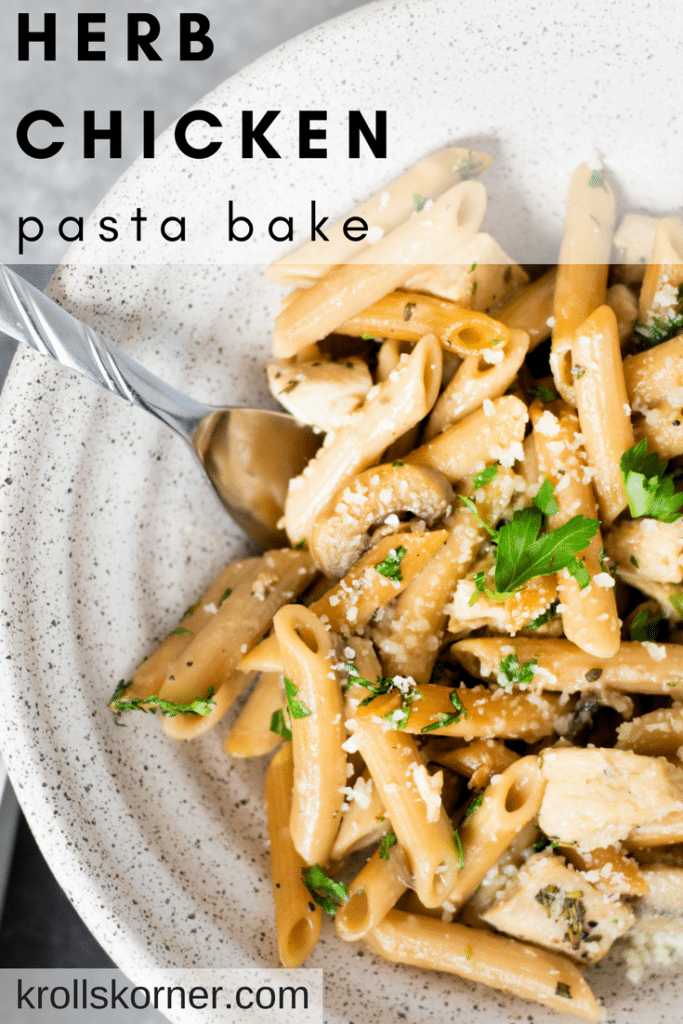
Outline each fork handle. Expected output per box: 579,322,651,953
0,265,211,441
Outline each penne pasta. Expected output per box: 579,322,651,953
264,743,321,966
274,605,347,866
365,910,600,1020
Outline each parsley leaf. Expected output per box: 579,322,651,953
284,677,312,719
529,385,558,403
629,607,665,642
587,168,607,191
498,653,538,688
169,626,193,637
473,464,498,490
218,587,232,606
295,538,306,550
462,482,598,603
492,508,597,599
634,315,683,350
533,477,559,516
374,545,408,582
532,825,559,853
381,681,424,730
526,599,559,630
421,688,467,732
413,193,427,212
403,302,415,321
452,826,465,869
110,686,216,718
269,708,292,742
463,792,484,820
619,440,683,523
378,832,398,860
301,865,349,916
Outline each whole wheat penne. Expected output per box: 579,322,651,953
264,743,321,966
129,558,260,700
272,180,486,357
284,334,442,545
364,685,567,742
266,147,491,285
638,216,683,322
493,267,556,351
530,398,620,657
348,704,460,908
274,605,347,866
424,328,529,440
405,394,528,483
336,292,510,355
550,162,615,404
453,636,683,696
572,304,633,524
373,469,515,683
447,756,545,910
157,550,316,707
224,671,284,758
335,846,407,941
365,910,600,1020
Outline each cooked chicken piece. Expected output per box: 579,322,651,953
482,852,634,963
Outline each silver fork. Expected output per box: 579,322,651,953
0,265,319,548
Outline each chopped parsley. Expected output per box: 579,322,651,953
452,826,465,869
619,440,683,523
571,365,585,379
598,547,617,577
634,314,683,350
374,545,408,582
529,385,559,403
361,332,376,341
533,476,560,516
182,600,200,619
669,593,683,618
556,982,572,999
532,827,560,853
462,480,598,604
471,281,478,296
468,262,477,273
392,460,405,468
526,599,559,630
218,587,232,607
465,945,473,960
463,792,484,820
169,626,193,637
587,168,607,191
457,150,486,180
497,653,538,688
382,682,424,730
301,864,349,916
413,193,427,212
403,302,415,321
420,688,468,733
344,663,394,704
109,683,216,718
629,606,665,642
473,464,498,490
378,832,398,860
278,380,299,395
295,538,306,550
284,677,312,719
630,555,639,568
269,708,292,741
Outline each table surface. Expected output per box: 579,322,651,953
0,0,369,969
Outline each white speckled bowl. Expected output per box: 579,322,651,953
1,1,682,1022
